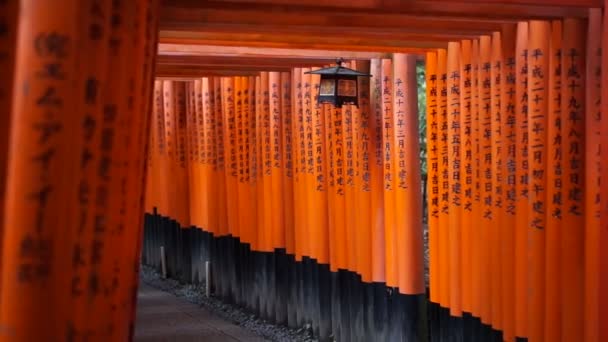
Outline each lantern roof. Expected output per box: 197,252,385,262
304,59,371,77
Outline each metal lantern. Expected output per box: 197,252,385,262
305,58,371,108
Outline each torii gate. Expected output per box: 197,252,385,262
0,1,606,341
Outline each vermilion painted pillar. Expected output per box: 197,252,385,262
270,73,285,251
369,59,386,287
248,76,259,250
585,9,602,342
0,1,18,273
527,20,550,342
222,77,239,239
425,51,440,307
292,69,305,262
393,52,426,339
446,42,462,321
490,32,503,333
459,39,473,319
281,72,295,257
500,24,517,342
600,2,608,341
470,39,482,321
381,58,397,290
544,21,562,342
477,34,493,328
214,77,228,237
436,49,450,312
1,0,95,338
354,60,372,285
560,18,586,342
514,22,529,341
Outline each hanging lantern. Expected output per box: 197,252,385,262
305,58,372,108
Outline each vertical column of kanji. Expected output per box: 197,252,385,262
436,49,450,314
514,22,529,341
270,73,284,252
292,69,304,263
301,68,314,262
459,40,473,321
247,76,258,251
65,0,112,338
369,59,386,288
162,81,176,218
241,77,253,246
190,81,202,228
198,79,208,230
89,0,137,336
446,42,462,323
585,9,602,342
206,78,217,234
0,0,18,261
175,82,191,228
561,18,586,342
0,0,77,337
381,59,396,292
544,20,562,342
426,52,440,309
527,20,550,342
309,70,329,266
222,77,238,240
500,24,517,342
255,75,266,257
198,79,209,231
477,35,492,329
281,72,294,257
490,32,503,333
119,1,161,333
470,39,481,323
354,60,372,285
235,76,246,242
393,53,426,338
344,96,357,279
260,72,273,254
214,78,227,237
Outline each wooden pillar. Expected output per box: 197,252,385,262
514,21,529,340
354,60,372,285
500,24,517,342
470,39,482,321
426,52,440,306
585,9,602,342
459,39,473,319
527,20,550,342
544,21,562,342
281,72,295,257
561,18,586,342
436,49,450,311
214,77,228,237
381,59,397,290
369,59,386,286
0,0,18,271
490,32,503,332
478,35,492,327
292,69,305,262
446,42,462,320
600,2,608,341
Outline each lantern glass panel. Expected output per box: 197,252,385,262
337,79,357,97
320,78,336,96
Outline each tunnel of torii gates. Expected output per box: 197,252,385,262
1,0,608,342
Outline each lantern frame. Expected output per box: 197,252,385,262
305,59,371,108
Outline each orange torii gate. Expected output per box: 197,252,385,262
0,1,607,342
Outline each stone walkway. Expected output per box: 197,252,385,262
135,283,268,342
